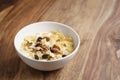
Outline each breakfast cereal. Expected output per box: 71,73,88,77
20,30,74,60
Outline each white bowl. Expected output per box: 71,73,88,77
14,21,80,71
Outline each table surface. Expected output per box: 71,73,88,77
0,0,120,80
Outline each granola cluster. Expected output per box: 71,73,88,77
20,30,74,60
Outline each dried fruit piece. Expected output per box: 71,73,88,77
62,55,67,57
34,42,42,47
35,43,41,47
37,37,42,42
42,54,49,59
34,55,39,60
50,47,53,53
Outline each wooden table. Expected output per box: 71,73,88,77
0,0,120,80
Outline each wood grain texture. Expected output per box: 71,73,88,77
0,0,120,80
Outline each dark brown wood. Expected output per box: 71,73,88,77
0,0,120,80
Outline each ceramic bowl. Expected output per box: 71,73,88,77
14,21,80,71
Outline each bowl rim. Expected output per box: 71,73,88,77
14,21,80,63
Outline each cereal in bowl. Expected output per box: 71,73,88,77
20,30,74,60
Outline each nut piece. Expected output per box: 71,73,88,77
53,44,60,50
40,45,49,53
43,37,50,41
26,41,32,46
50,47,61,54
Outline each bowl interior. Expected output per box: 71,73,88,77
14,22,80,59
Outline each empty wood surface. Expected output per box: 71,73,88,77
0,0,120,80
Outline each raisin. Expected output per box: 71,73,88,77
50,47,54,53
62,55,67,57
34,55,39,60
42,54,49,59
35,43,41,47
37,37,42,42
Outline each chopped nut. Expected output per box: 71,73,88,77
53,44,60,50
32,48,38,53
34,55,39,60
43,37,50,41
48,56,52,60
50,47,61,54
38,48,44,53
26,41,32,46
40,45,49,52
